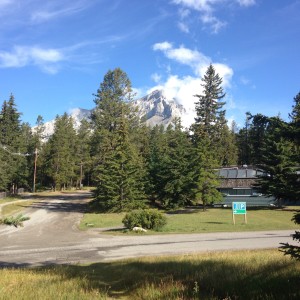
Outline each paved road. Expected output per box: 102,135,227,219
0,192,295,267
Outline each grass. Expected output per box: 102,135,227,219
0,196,21,205
80,208,299,234
0,200,34,217
79,213,126,230
0,249,299,299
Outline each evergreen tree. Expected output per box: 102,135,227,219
0,94,28,192
279,92,300,261
150,119,194,208
76,119,92,188
192,64,226,143
190,138,222,211
15,122,33,190
31,115,45,191
289,91,300,149
147,124,167,203
91,68,146,211
45,113,77,190
190,65,225,208
255,117,298,205
237,112,252,165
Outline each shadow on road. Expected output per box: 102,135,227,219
23,191,93,214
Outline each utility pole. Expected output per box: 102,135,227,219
80,161,83,189
33,148,38,193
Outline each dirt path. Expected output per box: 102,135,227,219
0,192,295,268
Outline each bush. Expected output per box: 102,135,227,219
0,214,30,227
122,209,167,231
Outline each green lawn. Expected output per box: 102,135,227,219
80,208,299,234
1,249,299,299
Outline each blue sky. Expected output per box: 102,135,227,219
0,0,299,128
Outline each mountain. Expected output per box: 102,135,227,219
133,90,186,127
36,90,188,138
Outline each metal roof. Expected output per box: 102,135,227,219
217,167,261,179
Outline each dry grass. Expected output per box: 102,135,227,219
0,249,299,299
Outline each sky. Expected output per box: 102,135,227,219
0,0,299,128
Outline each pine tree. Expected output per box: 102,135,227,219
279,91,300,261
190,138,222,211
192,64,226,143
255,117,298,205
190,65,225,209
151,119,194,208
0,94,27,192
46,113,77,190
76,119,92,188
289,91,300,149
147,124,167,203
91,68,146,211
31,115,45,191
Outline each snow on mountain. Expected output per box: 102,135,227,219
35,90,189,138
133,90,187,127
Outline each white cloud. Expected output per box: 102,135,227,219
172,0,256,33
237,0,256,7
178,21,190,33
150,41,234,128
178,7,190,18
147,75,201,128
0,46,64,73
131,87,145,99
200,13,227,34
151,73,162,83
29,0,91,23
153,41,172,51
152,41,233,86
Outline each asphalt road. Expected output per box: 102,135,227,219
0,192,295,267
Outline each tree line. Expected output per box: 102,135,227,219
0,66,299,211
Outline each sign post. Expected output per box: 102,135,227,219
232,202,247,225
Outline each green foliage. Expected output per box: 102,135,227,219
255,117,299,203
0,94,33,192
190,140,223,210
92,68,147,212
192,64,225,142
45,113,78,190
0,214,30,227
147,120,194,209
122,209,167,230
280,211,300,261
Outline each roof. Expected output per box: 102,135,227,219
216,167,264,179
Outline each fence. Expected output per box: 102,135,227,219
0,189,25,199
0,192,7,199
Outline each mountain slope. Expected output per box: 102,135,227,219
36,90,188,137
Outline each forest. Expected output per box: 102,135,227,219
0,66,299,212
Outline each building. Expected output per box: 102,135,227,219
216,166,276,207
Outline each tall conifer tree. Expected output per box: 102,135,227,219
190,65,225,209
46,113,77,190
92,68,146,211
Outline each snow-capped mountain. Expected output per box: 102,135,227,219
36,90,188,138
133,90,186,127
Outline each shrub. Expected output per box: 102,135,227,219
0,214,30,227
122,209,167,231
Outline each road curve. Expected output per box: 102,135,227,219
0,192,295,267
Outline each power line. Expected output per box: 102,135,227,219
0,143,34,157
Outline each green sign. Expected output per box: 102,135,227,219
232,202,246,215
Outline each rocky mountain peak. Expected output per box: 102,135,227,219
35,89,188,138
